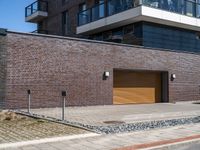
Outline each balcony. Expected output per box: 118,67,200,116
77,0,200,34
25,0,48,23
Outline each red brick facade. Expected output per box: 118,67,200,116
40,0,94,36
1,32,200,108
0,35,7,108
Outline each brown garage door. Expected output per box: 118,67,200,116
113,70,161,104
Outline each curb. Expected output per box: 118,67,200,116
145,138,200,150
115,134,200,150
0,133,99,149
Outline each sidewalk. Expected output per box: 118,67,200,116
28,103,200,126
2,123,200,150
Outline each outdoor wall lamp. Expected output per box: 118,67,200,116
171,74,176,81
103,71,110,80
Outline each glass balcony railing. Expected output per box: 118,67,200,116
78,0,200,26
143,0,200,18
25,0,48,17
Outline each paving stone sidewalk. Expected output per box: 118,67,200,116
19,103,200,134
28,103,200,126
0,112,89,144
2,123,200,150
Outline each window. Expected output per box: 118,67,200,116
92,0,105,21
112,28,123,43
103,31,112,41
62,11,69,35
177,0,185,15
108,0,123,15
78,3,88,25
123,24,142,45
186,0,196,17
196,32,200,40
197,0,200,17
124,24,134,35
93,33,103,41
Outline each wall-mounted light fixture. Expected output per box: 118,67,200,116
171,74,176,81
105,71,110,77
103,71,110,80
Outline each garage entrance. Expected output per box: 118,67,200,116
113,70,168,104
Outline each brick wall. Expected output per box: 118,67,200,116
0,35,7,109
3,32,200,109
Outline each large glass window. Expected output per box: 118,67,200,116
177,0,185,15
92,0,105,21
112,28,123,43
103,31,112,41
108,0,123,15
96,33,103,41
142,22,200,53
123,24,137,44
196,0,200,17
99,0,105,18
78,3,89,25
186,0,196,17
124,24,134,35
91,24,142,45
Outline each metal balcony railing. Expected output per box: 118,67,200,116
25,0,48,17
77,0,200,26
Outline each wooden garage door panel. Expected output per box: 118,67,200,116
113,71,161,104
113,88,156,104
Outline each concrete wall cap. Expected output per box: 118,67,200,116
7,30,200,56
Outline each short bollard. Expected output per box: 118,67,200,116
62,91,66,121
27,90,31,113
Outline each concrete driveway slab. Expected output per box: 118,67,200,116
27,103,200,126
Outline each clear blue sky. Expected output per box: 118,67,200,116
0,0,36,32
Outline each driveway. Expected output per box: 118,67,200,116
27,102,200,126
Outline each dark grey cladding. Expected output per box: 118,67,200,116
0,29,7,36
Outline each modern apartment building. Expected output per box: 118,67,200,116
1,0,199,108
26,0,200,52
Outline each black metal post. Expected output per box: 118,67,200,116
61,91,67,121
27,90,31,113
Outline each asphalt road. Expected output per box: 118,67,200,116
154,141,200,150
176,142,200,150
